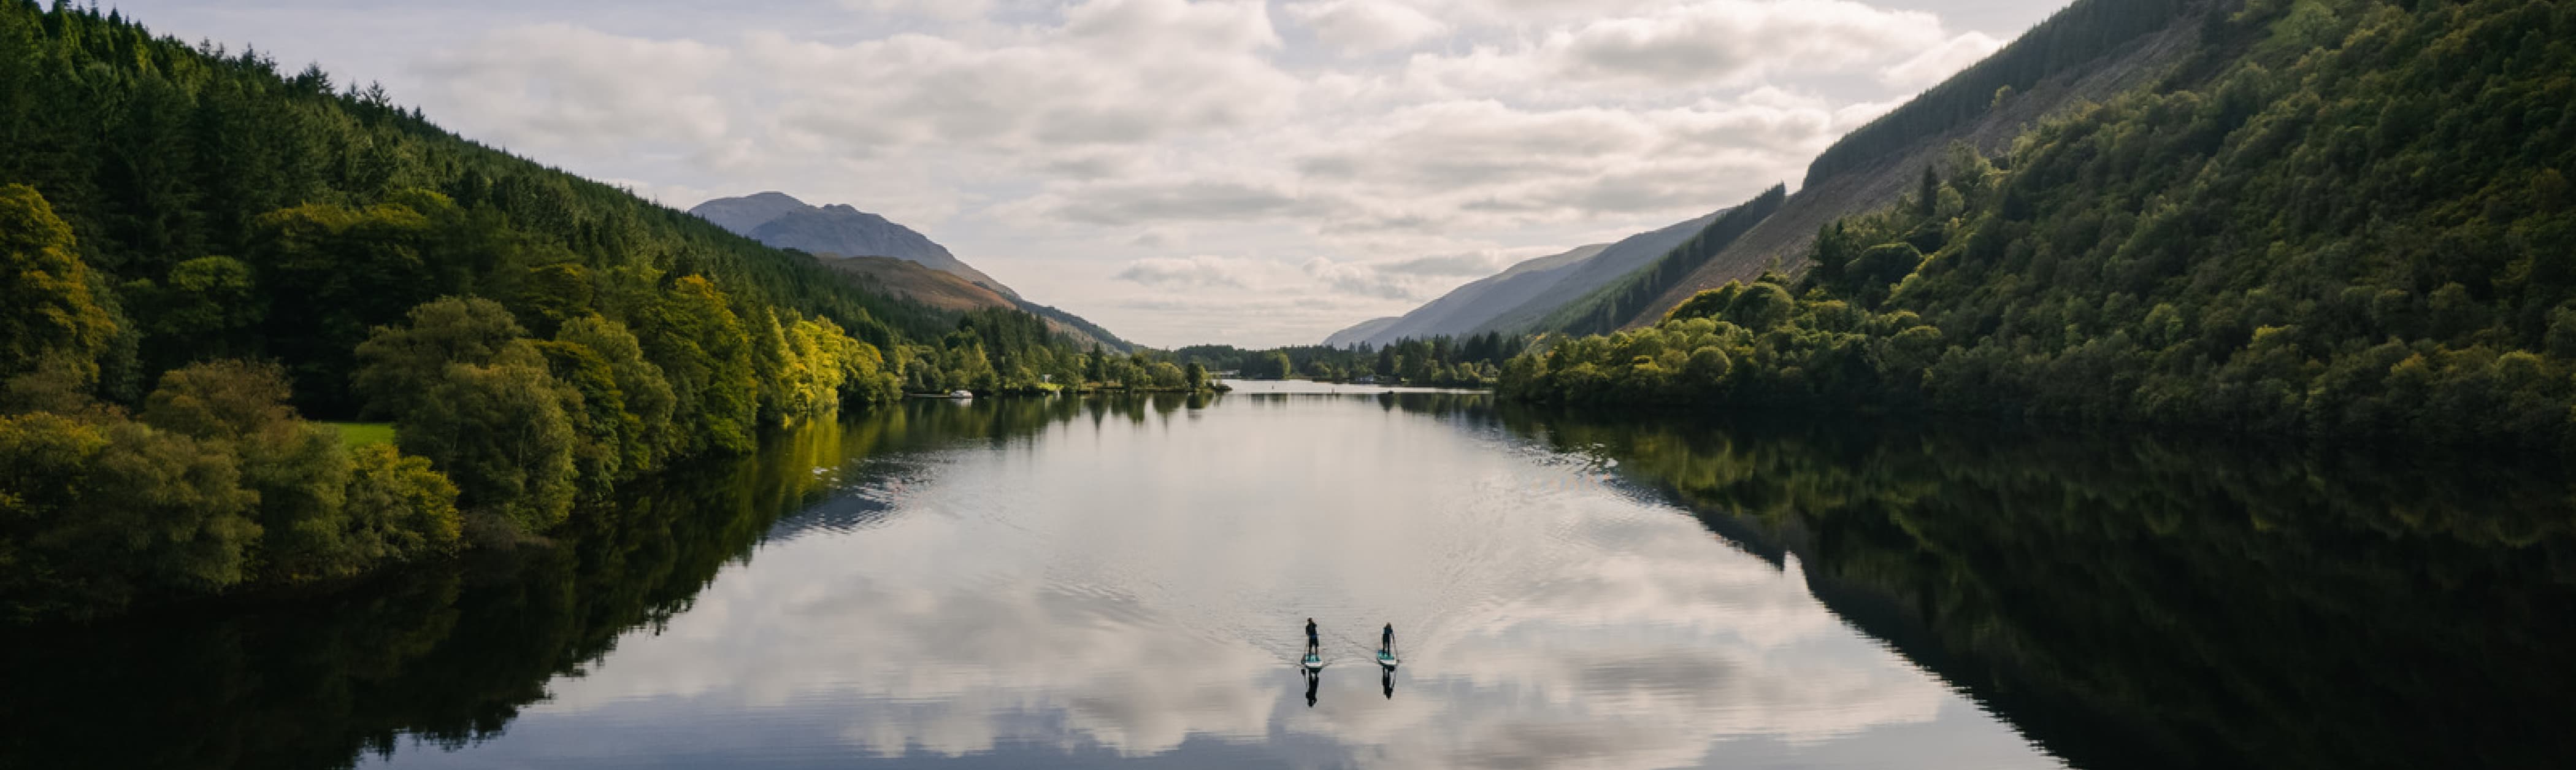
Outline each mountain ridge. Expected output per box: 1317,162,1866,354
692,192,1132,351
1319,209,1716,347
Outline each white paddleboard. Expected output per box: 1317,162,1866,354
1303,655,1324,669
1377,653,1398,668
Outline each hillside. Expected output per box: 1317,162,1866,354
1320,209,1716,347
1625,0,2214,326
818,256,1127,350
1321,316,1404,348
1508,0,2576,449
692,193,1012,295
1471,212,1719,335
695,192,1132,351
1324,244,1607,347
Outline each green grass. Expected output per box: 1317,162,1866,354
323,422,395,449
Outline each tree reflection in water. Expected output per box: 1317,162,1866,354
2,393,2568,770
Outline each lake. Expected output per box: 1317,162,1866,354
4,381,2570,769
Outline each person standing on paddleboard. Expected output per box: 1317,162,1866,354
1381,623,1394,656
1305,618,1319,656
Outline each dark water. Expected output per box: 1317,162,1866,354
5,382,2572,769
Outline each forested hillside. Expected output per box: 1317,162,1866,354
696,192,1134,351
1509,0,2576,450
1534,185,1785,337
1627,0,2215,325
0,1,1170,622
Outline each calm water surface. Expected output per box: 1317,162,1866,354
5,382,2571,769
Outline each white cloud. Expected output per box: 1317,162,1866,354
417,23,732,148
1553,1,1948,87
751,0,1298,156
1113,255,1267,289
165,0,2027,347
1304,256,1428,300
1880,30,2004,88
1286,0,1451,53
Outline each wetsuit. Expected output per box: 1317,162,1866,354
1305,620,1319,655
1381,625,1393,653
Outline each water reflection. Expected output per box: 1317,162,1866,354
1,388,2567,770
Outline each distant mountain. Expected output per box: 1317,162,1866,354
1623,0,2211,326
692,192,1132,351
1319,210,1717,347
1321,317,1405,348
688,191,810,236
1467,213,1719,336
693,193,1014,297
815,256,1124,352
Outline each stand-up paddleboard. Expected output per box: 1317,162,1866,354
1377,650,1398,668
1303,653,1324,670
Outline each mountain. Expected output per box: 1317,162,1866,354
1320,210,1718,348
1326,0,2210,345
1620,0,2212,326
692,193,1014,296
688,190,809,236
693,193,1133,351
1468,214,1718,335
1509,0,2576,449
1321,317,1405,348
1324,244,1607,347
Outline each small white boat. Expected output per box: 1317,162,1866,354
947,390,973,399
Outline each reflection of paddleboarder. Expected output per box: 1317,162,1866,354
1305,667,1322,708
1381,667,1394,700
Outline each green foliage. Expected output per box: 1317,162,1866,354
0,0,988,409
1176,333,1522,388
340,443,462,564
0,183,118,389
1516,0,2576,450
552,315,676,479
353,299,577,531
640,276,759,455
0,411,258,620
123,255,261,370
0,2,995,620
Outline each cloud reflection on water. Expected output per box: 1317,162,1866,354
376,391,2054,769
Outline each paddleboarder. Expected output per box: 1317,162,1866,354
1381,623,1395,656
1305,618,1320,657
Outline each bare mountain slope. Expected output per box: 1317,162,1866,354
1324,243,1608,347
815,256,1127,352
1321,209,1720,347
1470,212,1720,335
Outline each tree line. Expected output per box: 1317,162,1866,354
1178,332,1527,387
1508,0,2576,451
0,2,1162,622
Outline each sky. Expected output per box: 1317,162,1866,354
105,0,2064,348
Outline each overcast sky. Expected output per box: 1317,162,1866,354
108,0,2061,348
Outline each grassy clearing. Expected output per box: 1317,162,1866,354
323,422,395,449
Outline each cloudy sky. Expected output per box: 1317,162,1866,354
109,0,2058,348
